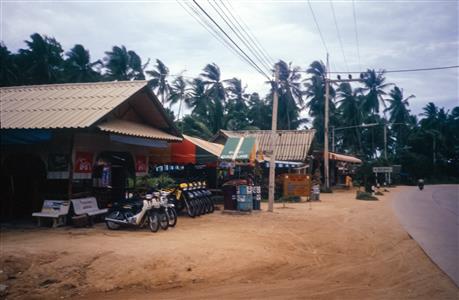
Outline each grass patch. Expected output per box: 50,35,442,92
356,191,378,201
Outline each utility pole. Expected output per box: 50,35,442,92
384,124,387,160
324,53,330,190
268,64,279,212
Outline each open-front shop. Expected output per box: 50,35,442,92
213,129,316,201
0,81,182,220
219,136,262,211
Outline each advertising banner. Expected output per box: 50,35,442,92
74,152,93,173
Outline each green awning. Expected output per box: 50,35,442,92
220,137,256,161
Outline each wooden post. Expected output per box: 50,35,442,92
324,53,330,190
268,64,279,212
68,133,75,200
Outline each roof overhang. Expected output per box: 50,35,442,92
183,134,223,157
97,119,182,142
329,152,362,164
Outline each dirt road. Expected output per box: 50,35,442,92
1,187,457,299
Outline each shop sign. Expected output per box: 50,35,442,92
74,152,93,173
135,155,147,173
373,167,393,173
283,174,312,197
48,153,69,172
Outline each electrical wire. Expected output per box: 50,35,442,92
352,0,361,71
222,0,275,67
329,0,350,73
306,0,338,72
214,0,272,72
178,1,269,79
191,0,272,80
208,0,272,74
307,65,459,74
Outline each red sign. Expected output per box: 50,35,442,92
135,155,147,173
74,152,93,173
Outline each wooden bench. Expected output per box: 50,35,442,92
71,197,108,224
32,200,70,227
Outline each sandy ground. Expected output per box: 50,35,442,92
1,187,457,300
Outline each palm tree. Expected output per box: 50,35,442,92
147,59,170,105
18,33,64,84
247,92,271,130
201,63,226,133
274,60,306,130
224,78,250,130
64,44,102,82
336,83,364,153
304,60,336,144
385,86,413,124
361,69,393,114
179,115,213,140
168,75,189,131
0,43,20,86
185,78,210,121
103,45,146,81
384,86,414,151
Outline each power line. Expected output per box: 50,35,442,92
191,0,271,80
299,65,459,74
208,0,272,74
222,0,275,67
178,1,269,79
216,0,273,71
329,0,350,73
352,0,362,70
306,0,338,72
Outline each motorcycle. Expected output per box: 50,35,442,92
418,181,424,190
105,193,160,232
158,190,178,228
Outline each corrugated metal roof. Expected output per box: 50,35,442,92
220,129,315,161
183,134,223,157
98,119,182,142
0,81,148,129
329,152,362,164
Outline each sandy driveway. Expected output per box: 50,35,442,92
1,187,457,299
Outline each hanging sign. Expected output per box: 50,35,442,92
373,167,393,173
74,152,93,173
48,153,69,172
135,155,148,173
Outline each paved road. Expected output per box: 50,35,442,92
392,185,458,286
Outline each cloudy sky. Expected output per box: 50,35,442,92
1,0,458,116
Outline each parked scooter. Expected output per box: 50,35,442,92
105,193,160,232
158,190,178,228
418,179,424,190
168,180,214,218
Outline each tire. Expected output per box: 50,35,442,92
159,212,169,230
167,208,178,227
185,199,196,218
105,211,122,230
209,197,215,213
149,212,160,232
195,199,203,216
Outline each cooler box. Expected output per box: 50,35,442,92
237,193,252,211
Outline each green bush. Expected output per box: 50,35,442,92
277,195,301,203
137,174,176,190
356,191,378,201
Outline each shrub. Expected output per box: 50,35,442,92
356,191,378,201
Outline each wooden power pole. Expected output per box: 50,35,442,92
324,53,330,190
268,64,279,212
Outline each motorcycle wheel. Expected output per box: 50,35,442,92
159,212,169,230
209,198,215,213
148,212,160,233
167,208,178,227
185,199,196,218
106,211,121,230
